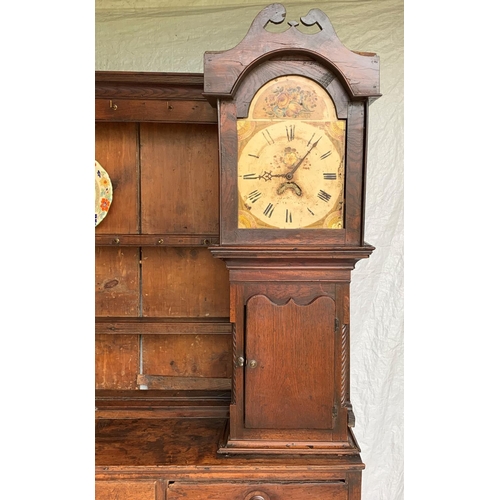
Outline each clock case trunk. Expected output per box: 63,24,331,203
204,4,380,455
210,246,374,455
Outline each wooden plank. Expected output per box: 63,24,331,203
141,247,230,318
95,389,231,403
95,317,232,335
142,334,232,379
345,102,365,245
96,99,217,123
167,481,347,500
95,122,139,234
95,407,229,419
95,71,206,101
245,295,335,430
140,123,219,235
96,71,204,85
95,389,230,419
94,233,218,246
95,247,140,317
95,481,157,500
95,335,140,390
137,375,231,391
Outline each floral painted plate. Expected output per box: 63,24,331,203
95,160,113,226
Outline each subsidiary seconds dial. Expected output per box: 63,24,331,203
238,120,343,229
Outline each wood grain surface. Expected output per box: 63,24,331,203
245,295,335,430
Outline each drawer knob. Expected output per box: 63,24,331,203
245,493,269,500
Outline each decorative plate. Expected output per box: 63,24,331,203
95,160,113,226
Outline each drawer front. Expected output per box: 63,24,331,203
167,481,348,500
96,480,157,500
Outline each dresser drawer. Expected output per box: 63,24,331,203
96,480,157,500
167,481,348,500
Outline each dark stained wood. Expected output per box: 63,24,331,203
345,102,366,245
95,317,232,335
347,472,363,500
95,418,228,468
221,228,347,246
210,245,375,262
95,418,364,472
334,283,350,436
140,123,219,235
95,334,140,390
141,248,230,318
95,247,140,317
94,417,365,500
218,100,238,243
95,99,217,123
360,102,370,246
95,390,231,419
203,3,380,101
244,295,335,430
137,375,231,391
96,389,230,402
141,334,232,379
219,269,360,453
95,122,139,234
167,481,348,500
95,71,206,100
94,233,219,246
218,433,360,455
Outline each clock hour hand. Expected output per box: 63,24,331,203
257,171,285,181
286,136,321,180
242,171,286,182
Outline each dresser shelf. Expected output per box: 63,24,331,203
95,317,232,335
95,234,220,247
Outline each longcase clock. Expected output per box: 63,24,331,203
204,1,380,464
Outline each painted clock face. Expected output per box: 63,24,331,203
237,75,345,230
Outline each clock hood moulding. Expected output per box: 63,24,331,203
203,3,381,105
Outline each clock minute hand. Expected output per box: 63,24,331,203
286,137,321,180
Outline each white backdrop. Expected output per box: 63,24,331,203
95,1,404,499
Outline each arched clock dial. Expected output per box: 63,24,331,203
238,120,344,229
